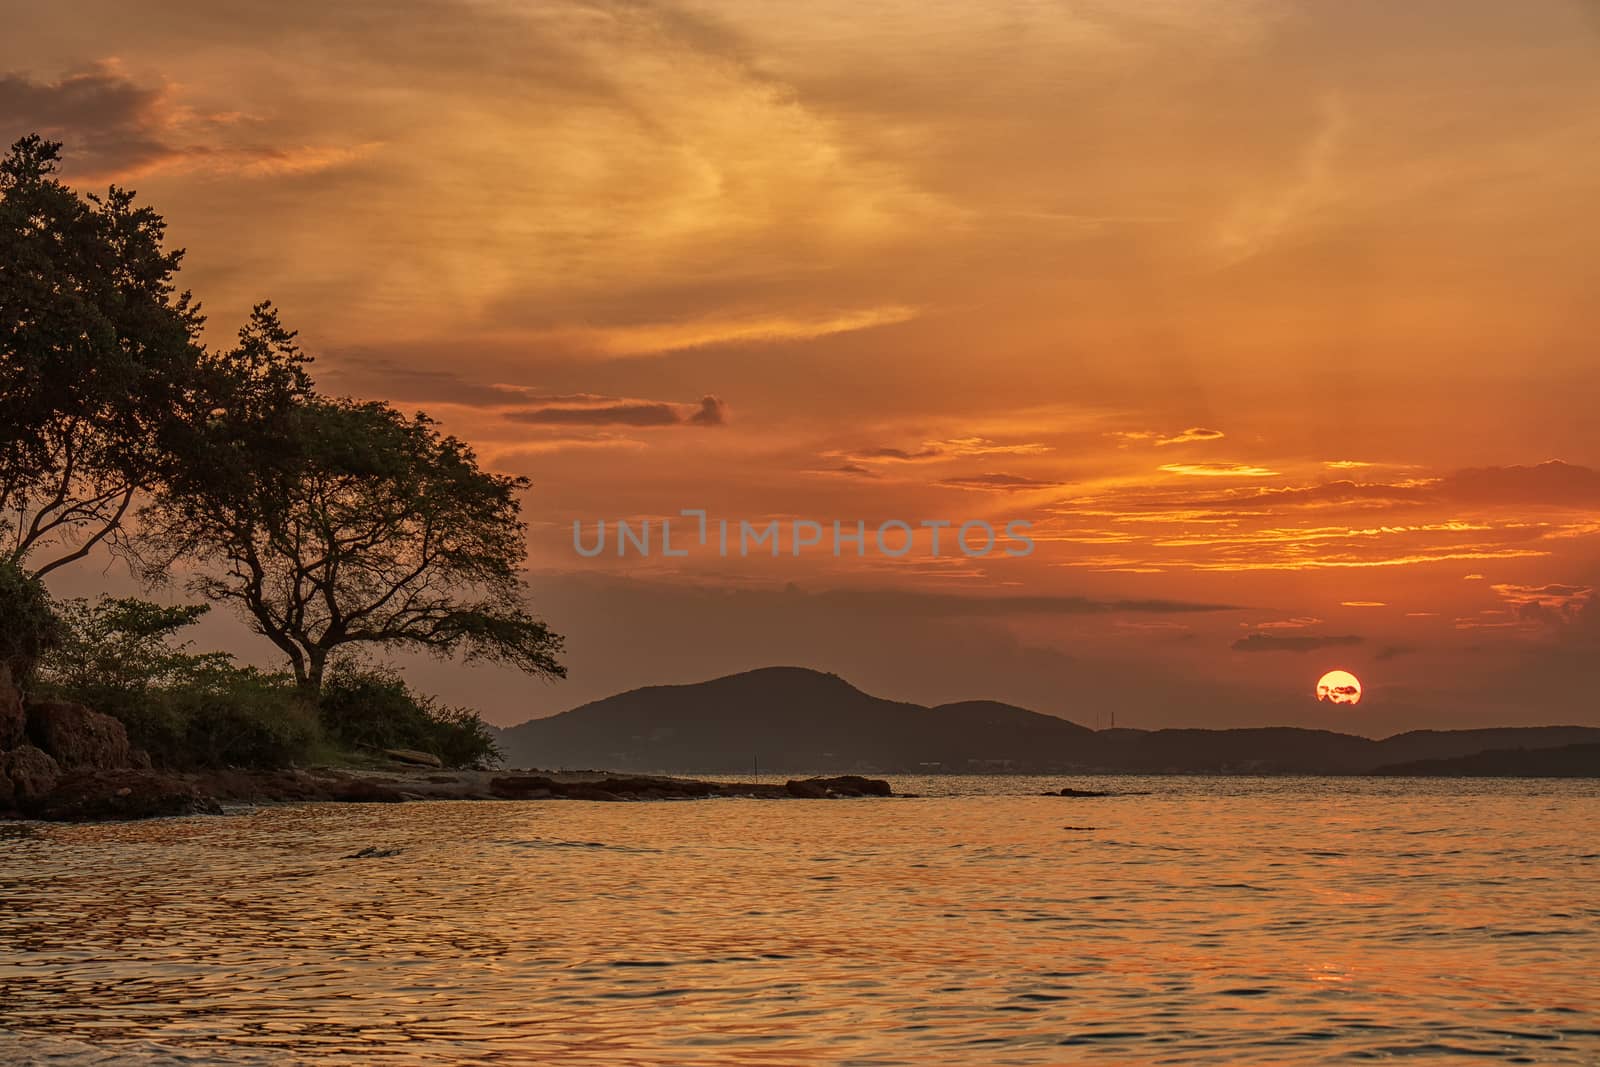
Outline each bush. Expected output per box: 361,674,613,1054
0,561,63,683
319,665,502,769
36,595,319,768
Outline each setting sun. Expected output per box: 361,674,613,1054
1316,669,1363,705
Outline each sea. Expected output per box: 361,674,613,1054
1,775,1597,1065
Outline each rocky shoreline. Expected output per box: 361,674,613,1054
1,667,893,822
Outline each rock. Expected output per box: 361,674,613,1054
5,743,61,799
0,764,14,810
490,774,560,799
321,778,406,803
796,775,892,797
785,779,829,799
564,784,625,802
345,846,405,859
25,700,131,770
1049,787,1150,797
0,664,24,749
382,748,443,768
591,776,718,798
129,748,154,770
20,770,223,822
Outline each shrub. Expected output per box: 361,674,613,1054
319,665,502,769
36,595,319,768
0,561,63,683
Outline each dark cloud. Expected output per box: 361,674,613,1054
1231,633,1364,653
852,446,945,461
325,359,726,428
0,63,178,178
1376,644,1419,661
1438,461,1600,506
1491,582,1594,625
824,463,878,478
687,395,727,426
508,401,686,427
940,472,1063,491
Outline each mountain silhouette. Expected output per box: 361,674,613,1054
496,667,1600,775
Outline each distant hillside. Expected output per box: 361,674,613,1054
495,667,1600,776
1375,743,1600,777
496,667,1090,774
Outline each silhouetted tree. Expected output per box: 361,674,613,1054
0,135,205,577
140,392,565,693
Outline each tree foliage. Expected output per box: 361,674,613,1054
0,135,206,577
141,395,565,692
319,663,503,769
0,559,62,682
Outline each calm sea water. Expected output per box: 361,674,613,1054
2,776,1597,1065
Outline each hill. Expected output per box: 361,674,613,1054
1374,742,1600,777
496,667,1600,776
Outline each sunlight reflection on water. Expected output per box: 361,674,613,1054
2,776,1597,1065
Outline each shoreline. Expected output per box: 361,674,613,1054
0,765,896,823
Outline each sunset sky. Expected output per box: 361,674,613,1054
6,0,1598,730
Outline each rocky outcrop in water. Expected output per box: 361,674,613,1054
24,770,224,821
0,672,135,818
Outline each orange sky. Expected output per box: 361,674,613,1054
6,0,1598,729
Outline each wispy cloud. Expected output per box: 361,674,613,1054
939,472,1066,492
1159,462,1279,478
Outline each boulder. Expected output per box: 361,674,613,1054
4,743,61,799
0,765,13,810
20,770,223,822
25,701,131,770
785,779,829,799
797,775,892,797
0,664,24,749
382,747,443,768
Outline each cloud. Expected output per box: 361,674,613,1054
841,437,1053,465
506,394,728,428
823,462,878,478
0,60,370,181
1251,617,1323,630
560,305,921,357
813,589,1242,617
1113,427,1225,446
0,61,176,178
939,472,1065,492
850,446,946,462
687,395,728,426
1438,460,1600,507
1341,600,1387,607
1231,633,1364,653
1159,462,1279,478
1490,582,1594,625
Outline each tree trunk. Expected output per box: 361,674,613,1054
303,648,329,697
